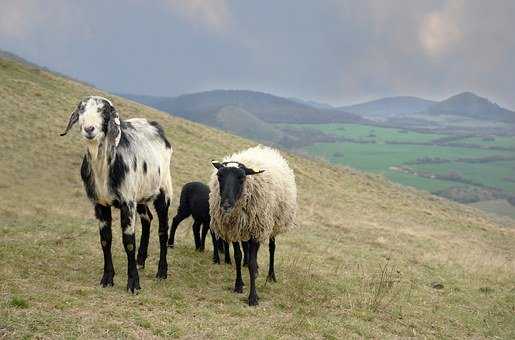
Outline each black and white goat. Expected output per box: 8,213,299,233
60,96,173,293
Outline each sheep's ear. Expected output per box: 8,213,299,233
212,160,223,170
106,104,121,147
60,108,79,136
244,167,265,176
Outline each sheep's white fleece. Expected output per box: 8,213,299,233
209,145,297,242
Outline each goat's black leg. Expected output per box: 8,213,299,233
233,242,244,293
192,220,202,251
242,241,249,267
224,240,231,264
210,230,221,264
200,222,209,252
248,238,260,306
154,190,170,279
136,204,153,269
96,204,115,287
120,202,140,293
266,237,277,282
168,210,189,248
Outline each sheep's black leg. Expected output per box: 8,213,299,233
192,220,202,250
242,241,249,267
200,222,209,252
248,238,260,306
120,202,140,293
136,204,153,269
168,209,189,248
224,240,231,264
96,204,115,287
154,190,169,279
233,242,244,293
266,237,277,282
210,230,221,264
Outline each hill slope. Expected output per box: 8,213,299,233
340,96,436,118
123,89,367,124
425,91,515,123
1,57,515,338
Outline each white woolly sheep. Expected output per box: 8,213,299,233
209,145,297,306
60,96,173,293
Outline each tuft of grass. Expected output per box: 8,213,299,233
9,296,29,309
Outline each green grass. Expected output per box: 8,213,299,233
1,57,515,338
469,200,515,220
461,136,515,148
282,123,443,143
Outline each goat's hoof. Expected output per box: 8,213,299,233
136,257,146,269
225,259,232,265
213,257,221,264
126,275,141,294
266,273,277,283
248,294,259,306
100,271,115,287
167,243,174,248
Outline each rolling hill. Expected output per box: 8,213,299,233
1,56,515,338
425,92,515,123
340,96,436,118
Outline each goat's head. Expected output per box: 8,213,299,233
60,96,121,146
211,161,265,214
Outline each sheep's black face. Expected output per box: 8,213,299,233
212,161,265,214
60,96,120,146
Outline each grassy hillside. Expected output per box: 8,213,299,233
1,57,515,338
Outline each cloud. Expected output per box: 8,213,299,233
163,0,231,33
419,1,464,57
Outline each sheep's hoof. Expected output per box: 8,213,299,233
248,294,259,306
266,272,277,283
156,261,168,279
225,258,232,265
234,281,244,293
213,257,221,264
100,271,115,287
126,275,141,294
167,242,175,248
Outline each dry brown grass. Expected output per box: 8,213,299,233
1,57,515,338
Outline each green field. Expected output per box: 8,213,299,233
282,123,515,219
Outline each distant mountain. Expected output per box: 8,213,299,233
122,89,367,125
340,96,436,118
287,97,334,110
424,92,515,123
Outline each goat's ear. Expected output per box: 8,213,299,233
244,167,265,176
60,108,79,136
106,103,121,147
212,160,223,170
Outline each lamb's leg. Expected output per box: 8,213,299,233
233,242,244,293
136,204,153,269
120,202,140,293
224,240,231,264
192,220,202,251
242,241,249,267
211,230,220,264
168,209,188,248
200,222,209,252
266,237,277,282
154,190,169,279
248,238,260,306
96,204,115,287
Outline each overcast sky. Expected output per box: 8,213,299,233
1,0,514,108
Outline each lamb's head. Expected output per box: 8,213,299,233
211,161,265,213
60,96,121,146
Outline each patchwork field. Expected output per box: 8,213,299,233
282,123,515,219
1,58,515,338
